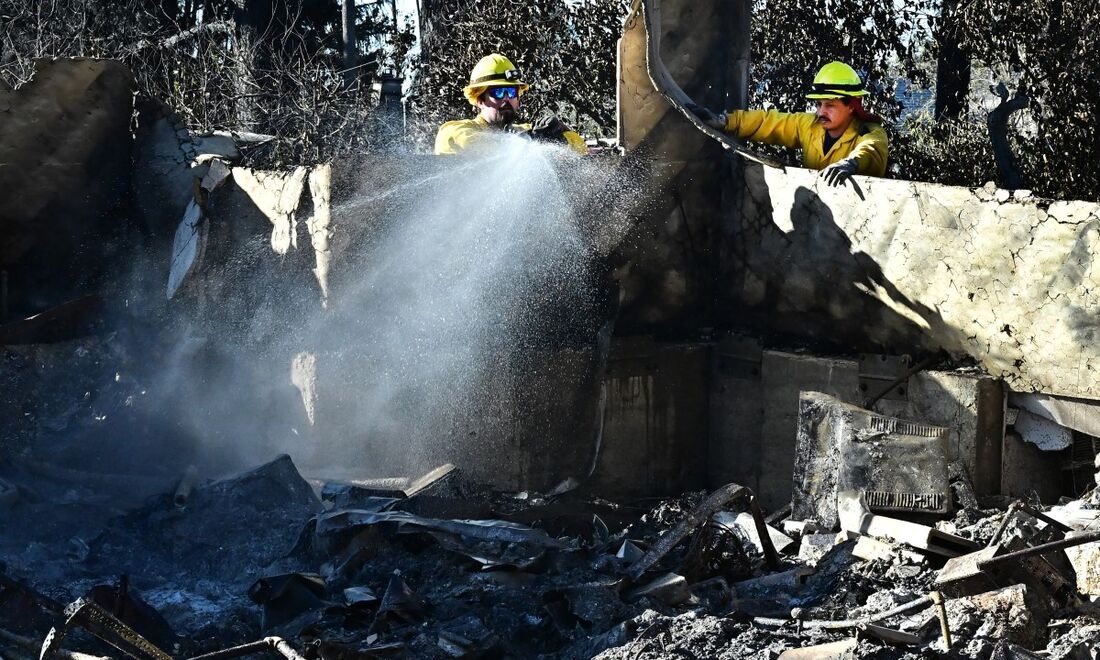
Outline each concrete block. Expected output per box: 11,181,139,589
708,335,764,493
852,535,923,564
798,533,838,565
944,584,1045,649
624,573,691,606
1000,431,1064,503
875,370,1004,496
590,340,710,497
1063,533,1100,596
510,348,605,490
782,520,818,536
777,639,856,660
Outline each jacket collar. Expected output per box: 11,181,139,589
820,120,861,155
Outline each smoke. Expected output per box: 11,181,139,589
140,135,643,487
308,137,597,480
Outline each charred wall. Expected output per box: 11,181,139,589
0,59,136,319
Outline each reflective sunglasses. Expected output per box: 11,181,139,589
489,86,519,100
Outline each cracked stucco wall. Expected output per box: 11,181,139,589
736,164,1100,399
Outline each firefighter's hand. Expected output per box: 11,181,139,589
527,115,571,143
684,103,726,130
821,159,859,187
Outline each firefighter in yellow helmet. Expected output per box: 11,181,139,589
434,53,588,156
687,61,888,186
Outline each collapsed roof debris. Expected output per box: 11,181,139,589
3,431,1100,659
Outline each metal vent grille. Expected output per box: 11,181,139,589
864,490,946,512
868,417,943,438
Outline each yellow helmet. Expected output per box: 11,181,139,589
462,53,530,106
806,61,869,99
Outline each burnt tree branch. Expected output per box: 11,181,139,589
130,20,234,53
988,82,1030,190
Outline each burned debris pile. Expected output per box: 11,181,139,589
5,414,1100,660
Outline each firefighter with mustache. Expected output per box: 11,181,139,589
687,61,888,187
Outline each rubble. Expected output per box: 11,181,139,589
1045,621,1100,659
851,536,924,565
798,533,840,565
1,333,1096,659
941,584,1045,653
624,573,692,606
713,510,796,555
3,432,1100,659
776,638,857,659
1063,532,1100,596
935,530,1100,604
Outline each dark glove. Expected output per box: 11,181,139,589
821,158,860,187
684,103,726,129
526,115,571,144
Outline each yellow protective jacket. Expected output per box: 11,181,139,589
434,116,588,155
723,110,888,177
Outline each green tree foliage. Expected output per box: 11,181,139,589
406,0,628,149
951,0,1100,201
5,0,1097,199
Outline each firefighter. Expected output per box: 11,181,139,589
434,53,587,156
687,61,888,186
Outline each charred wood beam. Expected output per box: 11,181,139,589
754,594,934,630
39,598,172,660
0,627,107,660
11,456,171,494
628,483,780,580
0,571,64,616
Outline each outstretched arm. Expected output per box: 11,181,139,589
724,110,814,150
